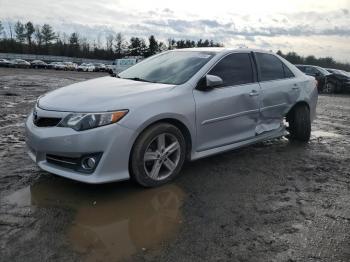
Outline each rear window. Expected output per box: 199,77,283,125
257,53,291,81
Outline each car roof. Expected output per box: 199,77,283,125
169,47,275,55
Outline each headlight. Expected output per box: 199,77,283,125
58,110,128,131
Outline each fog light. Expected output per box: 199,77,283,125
81,157,96,170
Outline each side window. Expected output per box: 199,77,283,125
305,67,316,76
256,53,284,81
283,64,295,78
208,53,254,86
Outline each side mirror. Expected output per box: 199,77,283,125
196,74,223,91
315,72,321,77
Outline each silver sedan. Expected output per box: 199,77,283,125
25,48,318,187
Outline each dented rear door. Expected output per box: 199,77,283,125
254,52,300,134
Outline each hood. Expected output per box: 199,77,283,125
38,76,175,112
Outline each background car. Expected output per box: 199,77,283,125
54,62,68,70
31,60,48,69
11,59,31,68
63,62,78,71
93,63,106,72
77,63,95,72
0,58,12,67
324,68,350,93
295,64,337,93
47,62,59,69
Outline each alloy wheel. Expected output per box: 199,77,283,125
143,133,181,181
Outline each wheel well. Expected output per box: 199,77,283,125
286,101,309,122
132,118,193,161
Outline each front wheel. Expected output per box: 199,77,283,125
322,82,335,94
130,123,186,187
287,104,311,142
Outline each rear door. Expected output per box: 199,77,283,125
193,52,260,152
255,52,300,134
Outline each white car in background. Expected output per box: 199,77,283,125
54,62,68,70
78,63,95,72
63,62,78,71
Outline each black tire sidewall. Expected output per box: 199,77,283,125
130,123,186,187
289,105,311,142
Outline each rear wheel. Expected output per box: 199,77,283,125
287,104,311,142
130,123,186,187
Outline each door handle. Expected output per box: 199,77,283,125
292,84,299,90
249,90,259,96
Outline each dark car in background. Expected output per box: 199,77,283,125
0,58,12,67
325,68,350,93
11,59,31,68
30,60,48,69
295,65,339,93
93,63,106,72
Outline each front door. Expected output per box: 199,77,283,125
193,52,260,152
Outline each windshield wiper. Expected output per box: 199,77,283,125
122,77,155,83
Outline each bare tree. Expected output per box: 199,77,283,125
8,21,13,40
106,34,114,53
34,25,43,46
0,21,4,38
114,33,126,58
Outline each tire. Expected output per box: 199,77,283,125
287,104,311,142
322,82,335,94
130,123,186,187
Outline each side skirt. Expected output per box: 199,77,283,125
191,126,287,161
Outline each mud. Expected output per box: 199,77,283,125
0,68,349,262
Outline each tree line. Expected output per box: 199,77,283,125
276,50,350,72
0,20,349,71
0,20,223,60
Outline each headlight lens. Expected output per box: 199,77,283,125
58,110,128,131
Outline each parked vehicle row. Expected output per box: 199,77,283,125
0,58,110,72
295,64,350,93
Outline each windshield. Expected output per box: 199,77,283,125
317,67,330,75
118,51,215,85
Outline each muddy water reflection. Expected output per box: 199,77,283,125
7,179,185,261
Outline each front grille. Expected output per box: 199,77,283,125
34,117,61,127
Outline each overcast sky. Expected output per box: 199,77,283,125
1,0,350,61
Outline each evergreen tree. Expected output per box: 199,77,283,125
41,24,55,45
69,32,79,56
24,21,35,45
147,35,159,56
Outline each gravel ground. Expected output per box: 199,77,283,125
0,68,349,262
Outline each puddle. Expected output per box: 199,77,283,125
4,179,185,261
312,130,342,138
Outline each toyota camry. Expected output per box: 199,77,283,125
25,48,318,187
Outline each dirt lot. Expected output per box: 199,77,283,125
0,68,349,262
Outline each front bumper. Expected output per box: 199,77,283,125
25,108,135,184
